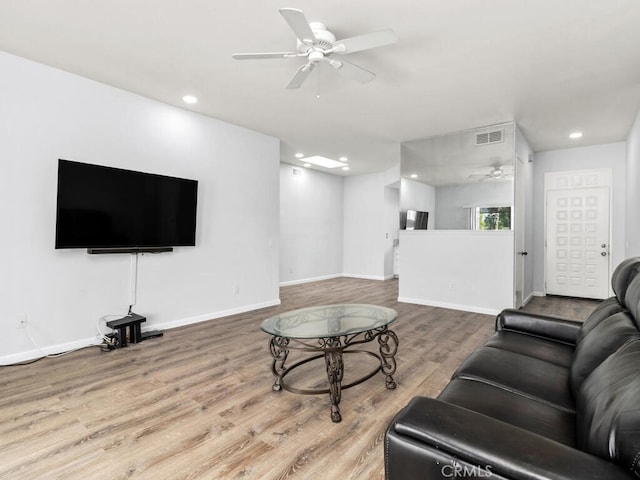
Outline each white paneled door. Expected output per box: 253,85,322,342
545,186,610,299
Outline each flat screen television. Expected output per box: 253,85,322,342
55,159,198,252
401,209,429,230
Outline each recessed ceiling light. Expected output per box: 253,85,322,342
304,163,311,168
342,166,350,171
182,95,198,104
299,155,348,169
410,174,418,179
295,153,304,159
339,156,348,162
569,131,583,139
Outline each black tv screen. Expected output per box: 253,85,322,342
55,159,198,251
403,209,429,230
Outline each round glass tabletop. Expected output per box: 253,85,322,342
261,303,397,339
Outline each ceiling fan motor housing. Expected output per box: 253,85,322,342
296,22,336,54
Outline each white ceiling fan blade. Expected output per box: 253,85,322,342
232,52,298,60
333,29,397,54
285,63,315,89
279,8,316,45
327,58,375,84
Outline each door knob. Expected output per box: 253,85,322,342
601,244,607,248
518,251,528,256
601,252,607,256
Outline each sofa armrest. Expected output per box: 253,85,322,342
496,308,582,345
386,397,633,480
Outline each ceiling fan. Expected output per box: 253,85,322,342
469,166,514,182
232,8,397,89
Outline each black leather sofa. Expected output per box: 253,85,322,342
385,257,640,479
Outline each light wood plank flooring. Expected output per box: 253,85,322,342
0,278,599,480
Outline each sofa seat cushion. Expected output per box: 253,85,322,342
452,346,574,412
386,396,634,480
484,330,575,367
438,377,576,446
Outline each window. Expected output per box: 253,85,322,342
467,206,512,230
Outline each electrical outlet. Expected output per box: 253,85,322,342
17,314,28,329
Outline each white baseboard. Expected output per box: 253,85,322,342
1,298,281,366
397,296,501,316
280,273,394,286
148,298,281,331
0,336,103,366
523,291,535,306
343,273,388,281
279,274,342,287
533,291,546,297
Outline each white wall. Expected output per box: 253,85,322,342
434,181,512,230
0,52,280,363
398,230,514,314
626,109,640,257
342,166,400,280
400,178,436,222
279,164,344,285
532,143,627,294
343,172,387,279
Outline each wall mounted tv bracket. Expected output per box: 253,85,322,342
87,247,173,254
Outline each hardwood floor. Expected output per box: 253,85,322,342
0,278,599,480
522,294,601,320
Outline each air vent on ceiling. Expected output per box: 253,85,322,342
475,129,504,146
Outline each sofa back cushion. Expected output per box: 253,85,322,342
570,311,639,396
624,273,640,323
612,257,640,302
575,258,640,346
575,297,627,345
576,337,640,475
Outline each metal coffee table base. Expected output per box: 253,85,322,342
268,327,399,422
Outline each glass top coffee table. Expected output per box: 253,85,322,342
260,304,399,422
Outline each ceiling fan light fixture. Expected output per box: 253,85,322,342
309,51,324,64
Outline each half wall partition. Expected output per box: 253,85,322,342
398,122,516,314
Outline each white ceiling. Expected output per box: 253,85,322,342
1,0,639,176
